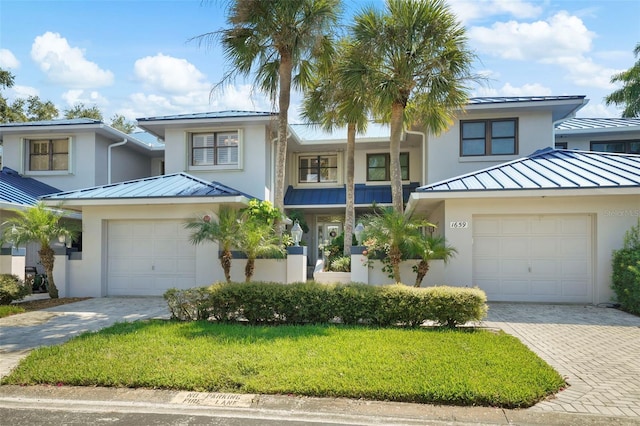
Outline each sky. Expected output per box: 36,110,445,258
0,0,639,124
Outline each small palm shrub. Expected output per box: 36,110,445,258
612,219,640,314
0,274,31,305
330,256,351,272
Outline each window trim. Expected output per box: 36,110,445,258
555,142,568,150
23,137,72,175
366,152,410,182
590,140,640,154
188,129,242,171
460,118,518,157
297,153,339,184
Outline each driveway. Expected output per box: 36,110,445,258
482,303,640,418
0,297,169,378
1,298,640,419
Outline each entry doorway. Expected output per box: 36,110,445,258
316,217,343,264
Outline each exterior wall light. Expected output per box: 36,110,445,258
354,222,364,245
291,220,303,246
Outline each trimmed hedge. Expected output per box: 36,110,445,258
0,274,31,305
612,219,640,315
164,282,488,328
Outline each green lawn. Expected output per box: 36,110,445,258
0,305,25,318
2,320,564,408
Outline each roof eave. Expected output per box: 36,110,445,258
41,195,251,208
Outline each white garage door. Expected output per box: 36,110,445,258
107,220,196,296
473,215,592,303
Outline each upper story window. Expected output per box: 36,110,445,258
591,140,640,154
367,153,409,181
191,131,238,166
460,119,518,156
28,138,69,171
298,154,338,183
555,142,568,149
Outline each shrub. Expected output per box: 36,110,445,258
0,274,31,305
164,282,488,327
612,219,640,315
330,256,351,272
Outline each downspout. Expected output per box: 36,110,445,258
108,139,127,184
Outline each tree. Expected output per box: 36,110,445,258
193,0,340,215
347,0,477,213
185,206,241,283
606,42,640,118
110,114,137,134
237,213,284,282
0,202,78,299
1,68,59,123
360,206,432,284
411,235,457,287
64,103,103,120
302,38,373,256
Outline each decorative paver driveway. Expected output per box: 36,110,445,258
483,303,640,418
0,297,169,378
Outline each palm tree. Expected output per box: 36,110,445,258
605,42,640,118
1,202,78,299
185,206,241,283
347,0,477,213
412,235,457,287
237,215,285,282
193,0,340,214
360,206,432,284
301,38,372,256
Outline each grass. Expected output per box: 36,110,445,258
1,320,564,408
0,305,26,318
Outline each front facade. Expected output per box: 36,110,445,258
2,99,639,304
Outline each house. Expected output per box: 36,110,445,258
1,98,639,304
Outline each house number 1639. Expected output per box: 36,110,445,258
449,221,469,229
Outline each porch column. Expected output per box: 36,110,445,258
286,246,307,284
53,244,69,298
350,246,368,284
10,247,26,280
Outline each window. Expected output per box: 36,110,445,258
298,155,338,183
460,119,517,156
28,138,69,171
555,142,568,149
591,140,640,154
191,131,238,166
367,153,409,181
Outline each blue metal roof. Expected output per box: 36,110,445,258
137,110,276,122
0,118,102,128
284,183,420,206
468,96,586,105
0,167,61,206
556,118,640,132
418,148,640,192
289,122,390,143
127,131,164,146
42,173,248,201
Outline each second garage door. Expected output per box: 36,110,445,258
107,220,197,296
473,214,592,303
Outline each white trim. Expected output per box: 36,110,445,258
41,195,251,208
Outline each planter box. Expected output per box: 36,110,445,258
313,271,352,284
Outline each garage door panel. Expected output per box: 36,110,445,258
107,220,197,296
473,214,592,303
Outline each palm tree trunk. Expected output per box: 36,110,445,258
343,123,356,256
38,244,58,298
414,260,430,287
389,102,404,213
245,258,255,283
273,53,293,214
221,250,232,283
389,245,402,283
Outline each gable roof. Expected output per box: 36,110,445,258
555,117,640,133
284,182,420,207
417,148,640,192
0,167,61,207
42,173,250,202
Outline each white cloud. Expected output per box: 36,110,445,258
62,89,109,107
30,32,114,88
0,49,20,69
134,54,210,94
474,82,552,97
468,12,594,62
11,85,39,98
448,0,542,23
576,101,620,118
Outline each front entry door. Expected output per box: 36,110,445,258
316,221,343,264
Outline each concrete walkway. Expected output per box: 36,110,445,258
1,298,640,422
482,303,640,418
